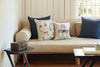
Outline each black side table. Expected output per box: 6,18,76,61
4,47,34,67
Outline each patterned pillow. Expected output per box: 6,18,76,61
35,19,54,40
28,16,51,39
54,22,71,40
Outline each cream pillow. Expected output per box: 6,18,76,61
35,19,54,40
54,22,71,40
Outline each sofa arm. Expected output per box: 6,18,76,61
15,28,31,42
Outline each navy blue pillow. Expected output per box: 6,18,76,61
28,16,51,39
78,17,100,39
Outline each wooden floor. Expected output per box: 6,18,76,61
16,54,100,67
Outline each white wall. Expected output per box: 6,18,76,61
0,0,22,67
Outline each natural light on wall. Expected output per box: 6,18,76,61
76,0,100,17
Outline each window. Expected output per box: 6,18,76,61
75,0,100,17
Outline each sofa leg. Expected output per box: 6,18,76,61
75,57,80,65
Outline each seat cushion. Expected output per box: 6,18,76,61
27,37,100,53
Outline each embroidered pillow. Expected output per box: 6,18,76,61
35,19,54,40
54,22,71,40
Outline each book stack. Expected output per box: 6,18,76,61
83,47,100,55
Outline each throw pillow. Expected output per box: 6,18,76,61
28,16,51,39
34,19,54,40
54,22,71,40
78,17,100,39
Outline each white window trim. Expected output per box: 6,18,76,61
70,0,100,20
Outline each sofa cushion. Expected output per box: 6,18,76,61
28,16,51,39
35,19,54,40
27,37,100,53
78,17,100,39
54,22,71,40
69,22,76,36
76,22,81,36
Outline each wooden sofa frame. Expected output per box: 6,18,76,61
23,52,80,65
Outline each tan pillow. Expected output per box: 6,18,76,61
35,19,54,40
54,22,71,40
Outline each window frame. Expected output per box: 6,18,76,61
70,0,100,19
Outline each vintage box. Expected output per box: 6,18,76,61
11,41,27,51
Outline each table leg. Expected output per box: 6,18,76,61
6,52,15,67
82,58,88,67
22,53,30,67
88,59,94,67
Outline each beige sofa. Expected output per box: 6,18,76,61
15,20,100,64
